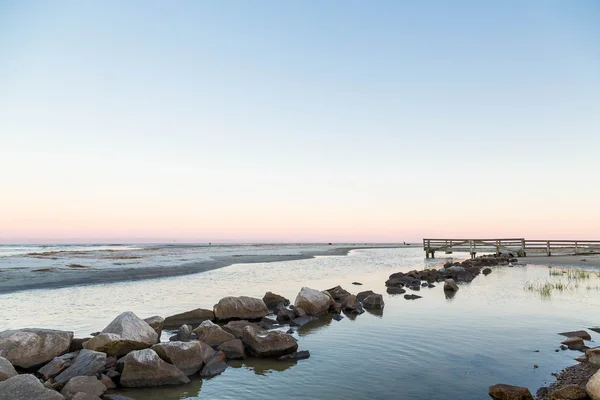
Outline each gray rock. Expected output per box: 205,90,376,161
482,268,492,275
214,296,269,321
0,356,17,381
444,279,459,292
325,285,352,302
177,324,193,342
222,320,261,340
362,294,385,309
332,314,344,321
341,295,364,314
54,349,107,384
163,309,215,329
276,350,310,361
200,351,228,378
193,320,236,347
0,374,65,400
242,325,298,357
120,349,190,388
356,290,375,303
101,311,157,346
276,307,296,322
293,307,307,318
99,374,116,390
82,333,146,358
61,376,106,399
69,338,91,353
38,352,76,381
0,328,73,368
404,294,422,300
262,292,290,311
143,316,164,340
151,341,207,376
217,339,245,360
387,287,406,295
294,287,332,316
488,383,533,400
290,316,318,327
558,330,591,341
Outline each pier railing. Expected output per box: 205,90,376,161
422,238,600,258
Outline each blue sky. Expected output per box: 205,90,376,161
0,1,599,243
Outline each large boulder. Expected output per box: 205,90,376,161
294,287,332,316
0,374,65,400
242,325,298,357
38,352,77,381
222,320,261,340
83,333,147,358
163,309,215,329
120,349,190,388
151,341,206,376
54,349,107,384
488,384,534,399
325,286,352,302
101,311,158,346
0,356,17,381
193,320,236,347
550,384,588,400
356,290,376,303
217,339,245,360
587,369,600,400
143,316,164,340
362,294,385,309
262,292,290,311
444,279,459,292
0,328,73,368
587,348,600,367
341,295,364,314
61,376,106,399
214,296,269,321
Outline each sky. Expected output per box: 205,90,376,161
0,1,599,243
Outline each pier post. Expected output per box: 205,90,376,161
546,241,551,256
575,242,578,254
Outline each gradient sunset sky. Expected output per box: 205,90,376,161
1,1,599,243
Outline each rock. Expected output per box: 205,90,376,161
54,349,107,385
83,333,146,358
0,374,65,399
483,268,492,275
258,317,277,330
428,283,436,288
100,311,158,347
575,356,587,363
143,316,164,340
214,296,269,321
193,320,236,347
448,265,465,272
356,290,376,303
61,376,106,399
404,294,422,300
151,341,207,376
488,383,534,399
558,331,592,341
352,282,363,285
262,292,290,311
587,348,600,367
120,349,190,388
561,345,568,351
294,287,332,316
587,369,600,400
277,350,310,361
362,294,385,309
325,286,352,302
332,314,344,321
70,393,102,400
294,307,307,318
550,384,588,400
386,287,406,295
70,338,91,353
99,374,116,390
163,308,215,329
0,356,17,381
38,352,76,381
331,302,342,314
217,339,245,360
177,324,193,342
242,325,298,357
341,295,364,314
200,351,228,378
276,307,296,322
444,279,459,291
0,328,73,368
222,320,261,340
290,316,318,327
561,337,585,350
105,369,120,380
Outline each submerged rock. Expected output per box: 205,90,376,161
290,316,318,327
214,296,269,321
277,351,310,361
0,328,73,368
294,287,332,316
404,294,422,300
488,383,534,399
163,308,215,329
120,349,190,388
0,374,65,400
386,287,406,295
152,341,207,376
242,325,298,357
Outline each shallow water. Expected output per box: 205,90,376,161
1,247,599,399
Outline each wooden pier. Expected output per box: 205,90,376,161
422,238,600,258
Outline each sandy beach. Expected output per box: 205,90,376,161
0,244,410,293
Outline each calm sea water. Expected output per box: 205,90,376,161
1,247,599,399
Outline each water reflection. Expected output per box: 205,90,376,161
444,290,457,300
296,314,333,335
364,307,384,317
229,357,298,375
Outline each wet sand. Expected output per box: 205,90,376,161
0,244,409,294
521,253,600,268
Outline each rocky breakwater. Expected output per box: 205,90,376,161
385,253,518,299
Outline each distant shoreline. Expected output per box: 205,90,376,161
0,244,411,294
